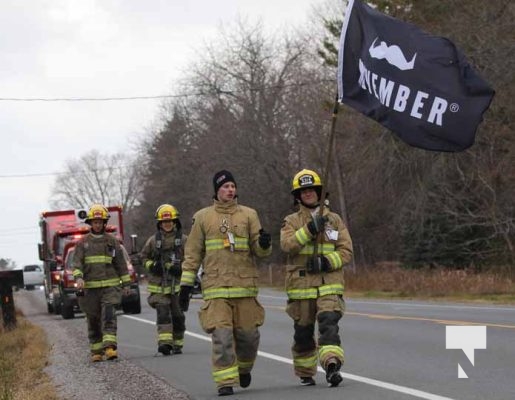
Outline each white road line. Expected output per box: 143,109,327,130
123,315,455,400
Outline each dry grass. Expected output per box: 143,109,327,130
345,262,515,302
258,263,515,303
0,313,57,400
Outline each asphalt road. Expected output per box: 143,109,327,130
17,286,515,400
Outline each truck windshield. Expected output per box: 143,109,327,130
57,235,87,256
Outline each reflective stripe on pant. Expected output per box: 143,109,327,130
292,323,317,377
102,304,116,347
317,310,344,368
90,340,103,355
86,313,103,354
198,297,264,388
78,286,122,350
149,293,185,347
286,294,345,376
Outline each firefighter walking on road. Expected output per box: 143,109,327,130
280,169,353,387
72,204,131,362
179,170,272,397
141,204,187,356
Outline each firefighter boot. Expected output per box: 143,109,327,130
300,377,316,386
158,344,173,356
217,387,234,396
91,353,103,363
239,373,251,388
326,359,343,387
172,345,183,354
105,347,118,361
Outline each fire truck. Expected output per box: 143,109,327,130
38,206,141,319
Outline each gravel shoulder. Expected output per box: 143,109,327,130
14,289,190,400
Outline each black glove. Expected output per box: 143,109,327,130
150,260,163,275
306,256,331,274
179,286,192,311
258,229,271,249
306,215,329,236
165,260,182,277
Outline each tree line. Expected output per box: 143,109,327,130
51,0,515,270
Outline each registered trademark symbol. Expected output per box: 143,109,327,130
450,103,460,112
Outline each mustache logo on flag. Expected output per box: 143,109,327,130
368,37,417,71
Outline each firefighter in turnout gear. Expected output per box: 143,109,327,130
141,204,187,356
179,170,272,397
72,204,131,362
280,169,353,387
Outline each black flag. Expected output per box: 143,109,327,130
337,0,495,152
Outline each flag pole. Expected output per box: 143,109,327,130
313,95,340,262
320,95,340,216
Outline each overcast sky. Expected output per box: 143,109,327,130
0,0,335,268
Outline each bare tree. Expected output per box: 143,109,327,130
0,258,16,270
49,150,144,211
132,19,335,262
132,1,514,269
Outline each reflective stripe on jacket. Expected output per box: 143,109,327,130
72,232,129,288
180,199,271,299
140,229,188,295
280,204,353,300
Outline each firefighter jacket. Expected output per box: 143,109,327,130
280,204,353,300
72,232,130,289
141,228,188,295
180,199,271,300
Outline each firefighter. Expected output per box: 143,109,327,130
72,204,131,362
178,170,272,397
141,204,187,356
280,169,353,387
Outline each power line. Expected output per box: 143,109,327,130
0,226,38,233
0,171,59,178
0,80,334,102
0,93,198,102
0,164,134,179
0,231,39,237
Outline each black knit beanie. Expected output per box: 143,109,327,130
213,170,237,196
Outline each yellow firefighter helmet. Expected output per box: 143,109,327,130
85,204,110,223
291,169,323,194
155,204,180,221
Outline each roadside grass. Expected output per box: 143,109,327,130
259,263,515,303
345,263,515,303
0,312,57,400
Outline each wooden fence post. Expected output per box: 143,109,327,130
0,269,24,330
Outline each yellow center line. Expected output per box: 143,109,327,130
257,302,515,330
194,297,515,330
346,311,515,330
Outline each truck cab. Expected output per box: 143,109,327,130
21,264,44,290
